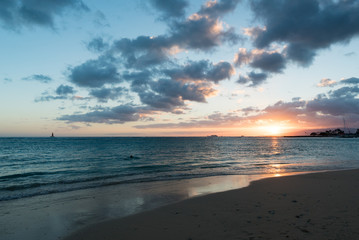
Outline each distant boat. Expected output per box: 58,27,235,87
51,132,55,137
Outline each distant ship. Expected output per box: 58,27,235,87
51,132,55,137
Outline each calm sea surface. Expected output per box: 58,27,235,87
1,137,358,201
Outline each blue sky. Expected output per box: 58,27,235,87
1,0,359,136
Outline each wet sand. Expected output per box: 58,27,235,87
64,169,359,240
0,174,266,240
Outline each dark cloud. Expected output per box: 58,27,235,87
234,48,285,76
165,60,234,83
58,105,146,124
284,44,316,67
56,84,75,95
122,70,152,93
151,78,213,102
328,86,359,99
89,87,127,102
35,84,76,102
233,48,251,67
149,0,188,19
237,71,268,86
58,0,241,125
87,37,110,53
250,51,286,73
68,58,121,88
307,95,359,117
250,0,359,66
139,79,215,111
168,12,239,50
207,62,235,83
112,36,171,69
139,91,185,110
22,74,52,83
0,0,88,30
340,77,359,85
35,95,67,102
108,0,240,69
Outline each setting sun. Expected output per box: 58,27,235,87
267,126,282,136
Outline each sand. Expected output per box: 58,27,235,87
63,169,359,240
0,174,265,240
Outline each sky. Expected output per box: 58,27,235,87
1,0,359,137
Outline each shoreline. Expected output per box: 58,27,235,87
63,169,359,240
0,172,287,240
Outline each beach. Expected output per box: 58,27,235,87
0,174,266,240
64,169,359,240
2,137,359,240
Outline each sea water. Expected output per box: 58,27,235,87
1,137,359,201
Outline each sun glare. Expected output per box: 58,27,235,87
267,126,281,136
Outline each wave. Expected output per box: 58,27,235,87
0,171,50,180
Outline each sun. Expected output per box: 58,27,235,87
267,126,281,135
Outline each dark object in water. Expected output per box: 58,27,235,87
51,132,55,137
130,155,134,158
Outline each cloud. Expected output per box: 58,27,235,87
22,74,52,83
149,0,188,19
340,77,359,85
258,85,359,126
328,86,359,99
233,48,251,67
234,48,286,73
134,112,242,129
89,87,128,102
168,11,239,50
139,79,216,111
87,37,110,53
93,10,109,28
240,106,260,116
107,0,240,69
57,0,241,124
112,36,172,69
344,52,356,57
135,82,359,130
35,84,76,102
68,58,121,88
307,95,359,117
122,70,153,93
249,0,359,66
58,105,147,124
250,51,285,73
317,78,336,87
165,60,235,83
35,95,67,102
317,77,359,88
237,71,268,87
0,0,88,30
198,0,241,18
56,84,75,95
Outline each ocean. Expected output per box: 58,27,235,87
1,137,359,202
